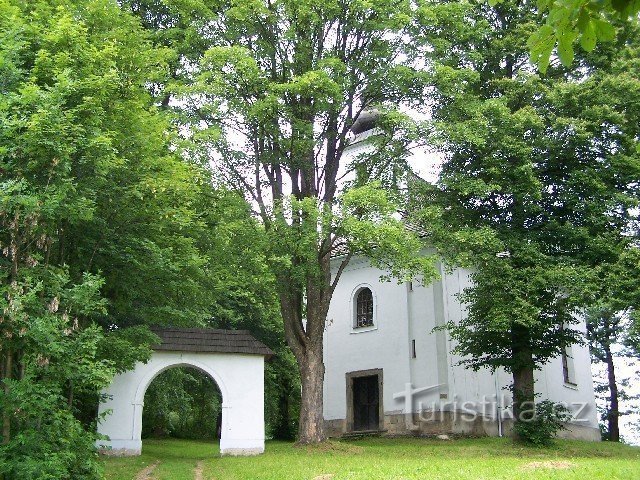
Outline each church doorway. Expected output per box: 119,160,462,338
346,369,383,432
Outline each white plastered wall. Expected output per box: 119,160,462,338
324,255,599,439
97,351,265,456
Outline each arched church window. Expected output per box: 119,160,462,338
355,288,374,328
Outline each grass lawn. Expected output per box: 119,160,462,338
102,436,640,480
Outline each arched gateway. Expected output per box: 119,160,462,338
97,328,273,456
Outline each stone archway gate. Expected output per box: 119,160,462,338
97,327,273,456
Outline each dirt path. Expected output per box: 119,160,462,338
134,460,160,480
194,460,204,480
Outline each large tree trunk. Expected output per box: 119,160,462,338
511,324,535,426
280,314,327,443
604,343,620,442
297,340,325,444
279,290,328,444
292,279,330,444
512,362,535,422
278,250,343,444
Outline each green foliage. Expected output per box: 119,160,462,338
119,0,219,107
444,259,589,372
142,367,222,440
0,0,239,476
488,0,640,72
0,268,112,480
337,183,436,284
413,0,640,419
513,400,572,446
182,0,432,267
98,326,160,375
627,308,640,356
1,409,104,480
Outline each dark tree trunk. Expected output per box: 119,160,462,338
511,324,535,427
512,361,535,421
274,380,293,440
2,351,12,445
604,344,620,442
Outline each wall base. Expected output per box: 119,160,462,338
97,438,265,456
220,439,265,456
97,439,142,456
556,423,602,441
326,411,600,442
220,447,264,456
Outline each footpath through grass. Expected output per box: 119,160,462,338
102,436,640,480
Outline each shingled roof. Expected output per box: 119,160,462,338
150,327,274,359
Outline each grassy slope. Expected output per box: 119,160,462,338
102,437,640,480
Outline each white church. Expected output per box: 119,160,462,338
321,112,600,441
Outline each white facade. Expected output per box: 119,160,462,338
97,350,266,455
323,255,600,440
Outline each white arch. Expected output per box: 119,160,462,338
97,350,265,456
133,358,229,406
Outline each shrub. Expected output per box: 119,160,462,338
0,409,103,480
513,400,572,446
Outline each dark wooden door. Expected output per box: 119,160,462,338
353,375,379,431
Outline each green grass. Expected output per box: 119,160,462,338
102,437,640,480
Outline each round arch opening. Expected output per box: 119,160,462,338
141,364,224,445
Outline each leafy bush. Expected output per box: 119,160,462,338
513,400,572,446
0,409,103,480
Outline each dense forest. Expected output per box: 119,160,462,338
0,0,638,478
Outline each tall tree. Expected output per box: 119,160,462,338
184,1,434,443
412,0,640,429
587,309,637,441
587,248,640,441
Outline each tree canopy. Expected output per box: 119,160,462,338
412,0,640,428
157,0,437,443
0,0,291,476
489,0,640,72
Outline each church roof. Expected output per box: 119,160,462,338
150,327,274,359
351,109,381,135
331,217,427,258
